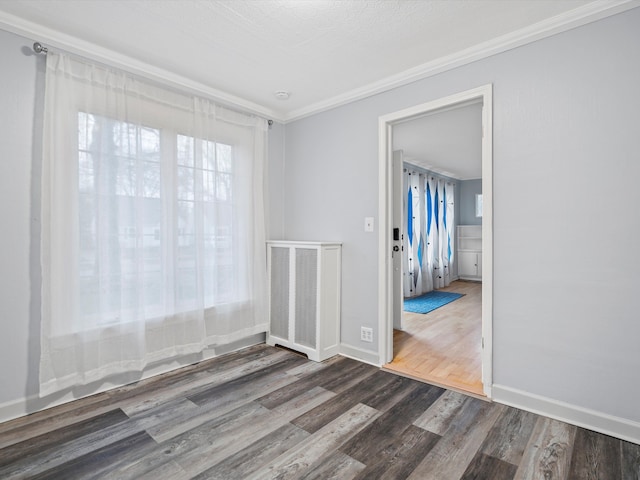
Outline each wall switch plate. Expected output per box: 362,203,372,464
364,217,374,232
361,327,373,342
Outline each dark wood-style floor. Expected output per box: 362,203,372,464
0,345,638,479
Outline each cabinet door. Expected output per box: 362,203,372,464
459,251,478,277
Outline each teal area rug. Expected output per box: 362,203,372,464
403,291,464,314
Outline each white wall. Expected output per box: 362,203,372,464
283,7,640,437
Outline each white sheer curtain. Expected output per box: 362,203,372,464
433,177,455,289
428,175,441,289
403,170,424,296
444,181,455,284
40,52,268,396
403,167,455,298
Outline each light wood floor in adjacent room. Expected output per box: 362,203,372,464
2,344,639,479
384,280,484,396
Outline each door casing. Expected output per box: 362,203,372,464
377,84,493,397
392,149,404,331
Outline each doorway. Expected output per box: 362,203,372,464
377,85,493,397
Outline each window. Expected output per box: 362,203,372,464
475,193,483,218
175,134,235,309
77,112,237,329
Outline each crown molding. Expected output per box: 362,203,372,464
0,1,638,124
282,0,640,123
0,10,283,122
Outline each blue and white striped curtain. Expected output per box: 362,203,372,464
403,168,455,297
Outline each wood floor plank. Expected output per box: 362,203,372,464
360,374,419,412
407,397,504,480
141,354,308,442
99,448,185,480
292,369,397,433
479,405,539,466
297,451,365,480
0,409,129,467
125,343,279,398
141,392,261,443
285,358,328,378
622,439,640,479
0,409,144,479
0,390,112,450
460,452,519,480
568,427,622,480
413,389,468,435
319,361,379,393
30,431,157,480
162,386,335,477
128,460,190,480
125,397,199,437
120,348,293,416
246,403,380,480
159,403,268,475
339,382,444,464
352,424,441,480
256,356,365,409
192,423,310,480
0,393,123,451
513,416,577,480
186,354,307,406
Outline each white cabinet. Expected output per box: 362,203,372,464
266,241,341,362
457,225,482,281
458,251,482,280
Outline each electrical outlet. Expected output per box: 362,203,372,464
361,327,373,343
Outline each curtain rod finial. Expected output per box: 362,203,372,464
33,42,48,54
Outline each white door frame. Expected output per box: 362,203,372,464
377,84,493,397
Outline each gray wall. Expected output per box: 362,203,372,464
283,8,640,426
267,120,286,240
459,179,482,226
0,29,41,410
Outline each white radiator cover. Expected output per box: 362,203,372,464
266,241,341,361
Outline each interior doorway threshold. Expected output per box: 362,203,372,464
382,363,486,400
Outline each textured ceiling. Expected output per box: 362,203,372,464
0,0,636,121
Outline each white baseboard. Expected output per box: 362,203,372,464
492,384,640,445
0,333,265,425
0,397,33,425
338,343,381,366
